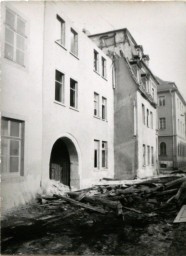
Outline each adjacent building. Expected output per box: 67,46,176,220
90,29,159,179
157,77,186,170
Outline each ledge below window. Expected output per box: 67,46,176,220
54,101,66,107
69,106,79,112
55,40,67,51
70,52,79,60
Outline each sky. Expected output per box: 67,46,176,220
59,1,186,99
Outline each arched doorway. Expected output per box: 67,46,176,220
49,136,79,187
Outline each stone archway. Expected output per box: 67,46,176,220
49,136,80,188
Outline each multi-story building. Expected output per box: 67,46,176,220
89,29,159,179
157,77,186,170
1,1,114,211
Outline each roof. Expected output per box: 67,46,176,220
157,76,186,105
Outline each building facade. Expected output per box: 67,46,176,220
90,29,159,179
1,1,114,211
157,77,186,170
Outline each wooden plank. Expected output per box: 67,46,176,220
174,205,186,223
54,194,107,214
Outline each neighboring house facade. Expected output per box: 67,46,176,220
89,29,159,179
157,77,186,170
1,1,114,211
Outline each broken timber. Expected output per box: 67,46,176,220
54,194,107,214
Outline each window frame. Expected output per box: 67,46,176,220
70,78,78,109
4,7,27,67
94,140,100,169
101,97,107,121
94,92,99,117
94,50,99,73
160,142,167,156
101,56,107,78
56,14,65,47
142,104,145,125
143,144,146,166
70,28,78,57
55,70,65,104
101,141,108,169
159,117,166,129
159,96,165,106
1,117,24,177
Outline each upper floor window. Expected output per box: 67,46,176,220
55,70,65,104
101,57,106,78
150,111,153,129
147,145,150,166
102,97,107,120
152,88,155,99
159,118,166,129
142,104,145,125
159,96,165,106
94,93,99,117
70,78,78,109
94,50,99,72
146,109,149,127
56,15,65,47
70,28,78,56
1,117,24,176
4,8,26,66
160,142,166,156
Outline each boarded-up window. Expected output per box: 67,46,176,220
1,117,24,175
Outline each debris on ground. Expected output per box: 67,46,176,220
1,174,186,255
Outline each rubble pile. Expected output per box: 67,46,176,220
40,174,186,222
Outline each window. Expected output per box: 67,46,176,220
102,97,107,120
143,144,146,166
160,142,166,156
142,104,145,125
1,117,24,175
55,70,64,103
94,140,100,168
70,79,78,109
4,8,26,66
159,96,165,106
94,50,99,72
94,93,99,117
101,57,107,78
150,111,153,129
147,109,149,127
102,141,108,168
152,88,155,99
56,15,65,46
147,146,150,165
159,118,166,129
151,146,154,165
70,28,78,56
